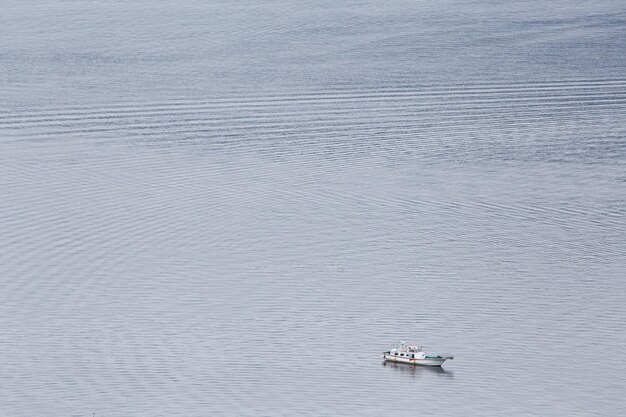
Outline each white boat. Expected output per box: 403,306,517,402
382,341,453,366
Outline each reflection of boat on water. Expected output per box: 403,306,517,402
383,360,454,377
382,341,454,367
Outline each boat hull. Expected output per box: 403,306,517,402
382,354,447,366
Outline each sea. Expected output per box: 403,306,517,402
1,1,625,416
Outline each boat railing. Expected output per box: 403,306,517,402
425,353,454,359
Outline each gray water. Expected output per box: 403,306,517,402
1,1,626,416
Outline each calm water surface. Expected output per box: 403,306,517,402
1,1,626,416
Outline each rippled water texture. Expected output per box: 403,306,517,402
1,1,626,416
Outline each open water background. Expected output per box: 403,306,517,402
1,1,626,415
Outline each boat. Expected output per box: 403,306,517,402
382,341,453,366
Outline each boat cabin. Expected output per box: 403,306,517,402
389,344,426,359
